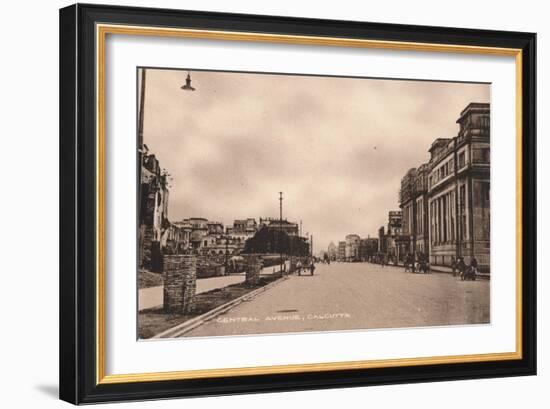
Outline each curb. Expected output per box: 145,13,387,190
153,275,288,339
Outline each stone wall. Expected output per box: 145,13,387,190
196,255,226,278
244,254,261,286
163,254,197,314
140,225,154,269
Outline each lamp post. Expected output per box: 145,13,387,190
181,71,196,91
279,192,284,275
219,233,229,275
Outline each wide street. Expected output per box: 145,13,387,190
184,262,490,337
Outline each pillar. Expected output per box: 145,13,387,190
244,254,261,286
163,254,197,314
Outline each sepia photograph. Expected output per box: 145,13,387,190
137,67,491,340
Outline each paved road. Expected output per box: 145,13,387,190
184,262,490,337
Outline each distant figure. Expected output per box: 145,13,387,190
296,260,302,276
404,254,412,272
457,257,467,279
470,257,478,271
417,253,429,274
469,257,479,278
309,261,315,276
451,256,457,277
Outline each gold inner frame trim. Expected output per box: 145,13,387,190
96,23,523,385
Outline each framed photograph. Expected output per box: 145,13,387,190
59,3,536,404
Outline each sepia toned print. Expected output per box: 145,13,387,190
137,68,491,339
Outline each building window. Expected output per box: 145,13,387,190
458,152,465,168
483,148,490,163
480,115,490,128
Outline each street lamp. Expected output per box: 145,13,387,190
279,192,284,275
181,71,196,91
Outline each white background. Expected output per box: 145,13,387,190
107,33,516,374
0,0,547,407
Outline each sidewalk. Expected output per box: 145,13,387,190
139,275,245,311
139,261,290,311
430,264,490,279
387,261,490,279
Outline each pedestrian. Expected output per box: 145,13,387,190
470,257,478,276
457,257,466,280
309,261,315,276
451,256,457,277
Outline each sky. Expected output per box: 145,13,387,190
140,68,490,253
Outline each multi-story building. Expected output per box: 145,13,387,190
183,217,209,251
427,102,490,272
399,163,430,258
400,168,417,254
167,220,192,253
337,241,346,261
226,218,258,245
378,210,409,263
414,163,430,257
138,153,170,272
359,238,379,260
227,218,257,237
207,221,224,235
327,242,337,260
345,234,361,261
387,211,403,236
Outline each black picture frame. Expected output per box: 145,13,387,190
59,3,536,404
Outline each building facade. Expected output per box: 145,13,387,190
399,163,430,259
414,163,430,257
359,238,379,261
381,210,409,263
345,234,361,261
327,242,337,260
139,152,170,272
427,103,490,272
337,241,346,261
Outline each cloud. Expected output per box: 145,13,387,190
142,68,490,252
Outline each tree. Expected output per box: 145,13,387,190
243,226,309,256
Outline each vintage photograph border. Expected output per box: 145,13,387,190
60,4,536,404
